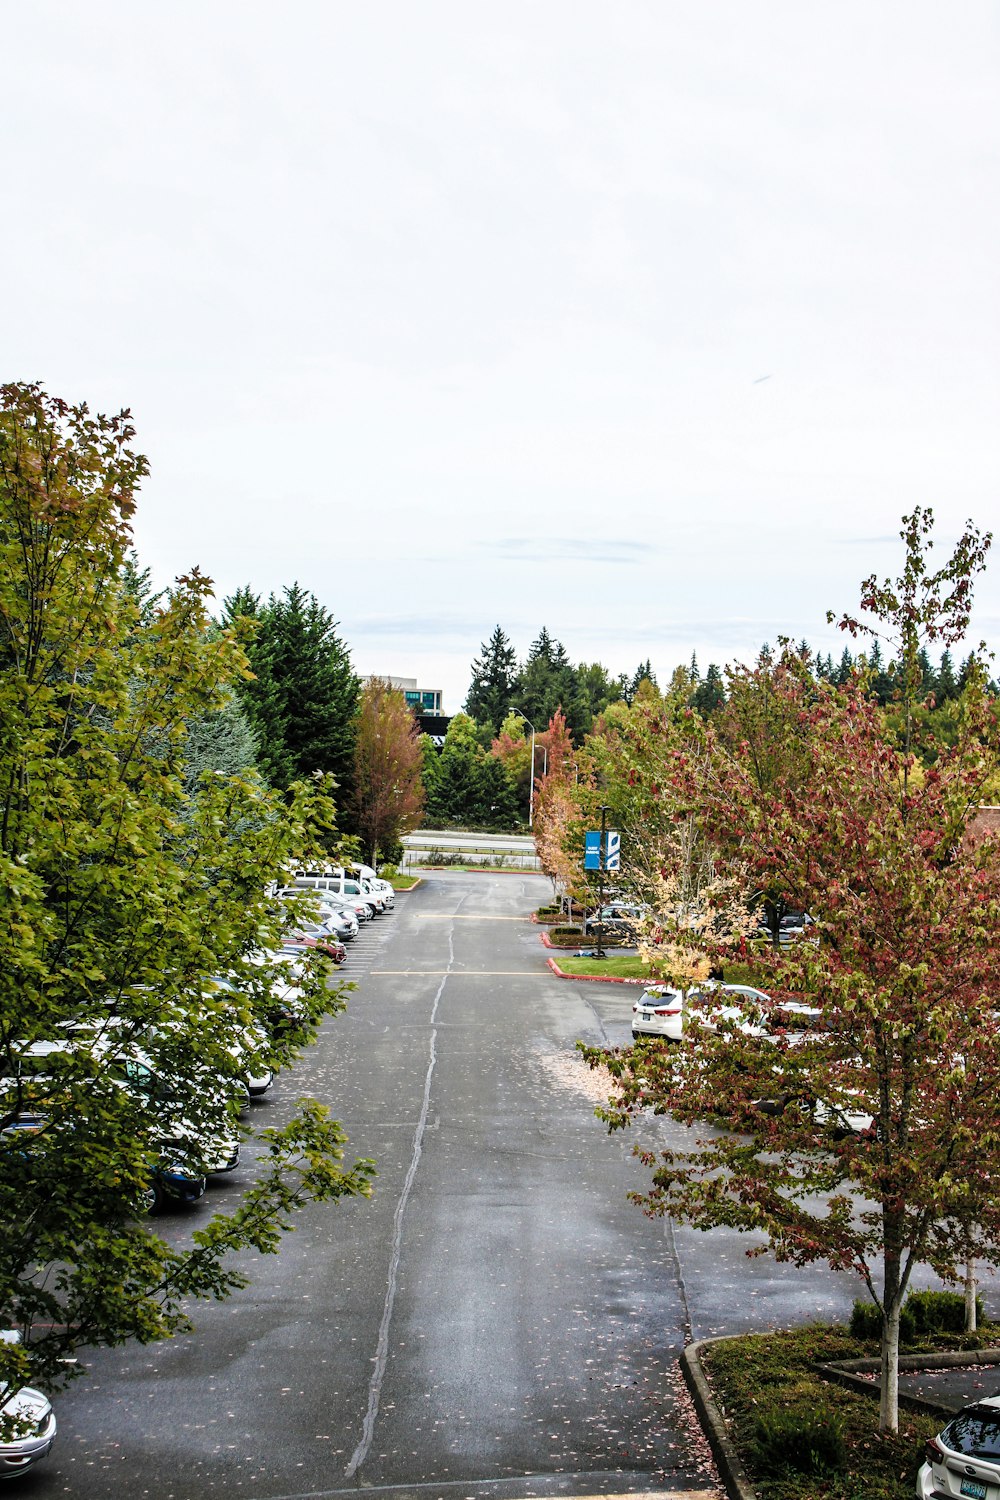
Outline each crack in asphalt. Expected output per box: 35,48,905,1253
346,886,471,1480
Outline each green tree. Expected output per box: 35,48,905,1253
936,649,958,702
182,692,258,794
475,754,521,829
423,713,482,825
514,628,588,738
464,625,518,735
629,659,657,700
833,504,992,779
576,660,621,722
224,584,358,799
419,732,442,817
0,384,374,1400
424,713,520,829
692,662,725,716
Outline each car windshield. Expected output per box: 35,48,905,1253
941,1407,1000,1458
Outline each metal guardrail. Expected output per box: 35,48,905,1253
400,848,542,871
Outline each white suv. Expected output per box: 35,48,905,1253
631,985,684,1040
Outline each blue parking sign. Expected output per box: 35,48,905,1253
584,831,602,870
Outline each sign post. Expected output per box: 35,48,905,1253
583,814,620,960
596,805,610,959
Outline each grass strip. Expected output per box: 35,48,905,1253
555,954,648,979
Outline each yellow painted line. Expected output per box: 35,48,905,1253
413,914,528,921
371,969,546,977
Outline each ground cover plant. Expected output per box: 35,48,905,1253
703,1324,950,1498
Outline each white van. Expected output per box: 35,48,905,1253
289,872,382,918
350,864,395,907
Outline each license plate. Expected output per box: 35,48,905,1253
641,1012,653,1021
961,1480,988,1499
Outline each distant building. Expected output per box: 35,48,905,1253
362,676,443,714
362,676,450,745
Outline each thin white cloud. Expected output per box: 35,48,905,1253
489,538,650,564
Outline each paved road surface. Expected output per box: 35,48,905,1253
27,871,989,1498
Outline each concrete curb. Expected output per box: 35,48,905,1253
680,1339,758,1500
539,929,581,949
815,1346,1000,1417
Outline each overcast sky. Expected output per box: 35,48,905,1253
4,2,998,709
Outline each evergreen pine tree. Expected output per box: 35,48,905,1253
693,663,726,715
513,628,583,737
464,625,519,735
917,646,935,697
835,646,854,686
183,694,258,794
867,640,892,705
475,755,521,830
630,660,657,698
937,649,958,702
223,583,358,796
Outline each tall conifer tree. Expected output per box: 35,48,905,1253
464,625,518,735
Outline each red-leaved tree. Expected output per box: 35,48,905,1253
351,677,424,867
585,514,1000,1432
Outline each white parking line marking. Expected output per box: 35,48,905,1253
413,914,528,921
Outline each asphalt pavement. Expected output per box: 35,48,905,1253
23,872,999,1499
27,873,717,1499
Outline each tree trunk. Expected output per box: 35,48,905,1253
879,1299,901,1432
966,1253,978,1333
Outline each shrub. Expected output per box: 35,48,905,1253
849,1299,917,1345
753,1407,847,1476
907,1289,982,1334
377,839,405,867
550,926,583,941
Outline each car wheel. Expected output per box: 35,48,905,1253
142,1179,165,1215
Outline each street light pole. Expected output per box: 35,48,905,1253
512,710,537,828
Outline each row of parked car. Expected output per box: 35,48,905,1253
277,868,395,962
0,865,398,1477
582,901,815,945
629,979,875,1138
